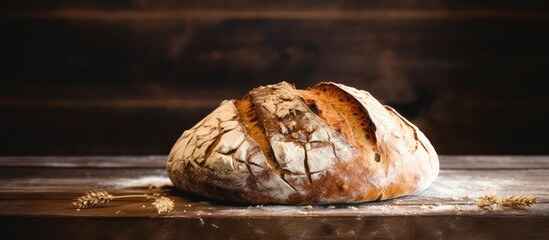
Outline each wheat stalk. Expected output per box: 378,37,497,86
476,194,501,210
152,196,175,214
72,189,175,214
72,190,114,209
502,195,538,210
476,194,538,210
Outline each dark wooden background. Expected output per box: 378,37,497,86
2,1,549,155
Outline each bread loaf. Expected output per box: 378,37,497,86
167,82,439,204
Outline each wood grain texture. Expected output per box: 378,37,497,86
6,0,549,11
2,1,549,155
0,156,548,239
8,10,549,20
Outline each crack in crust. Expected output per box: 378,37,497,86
302,143,312,184
249,84,333,189
384,105,430,154
167,81,439,204
251,83,363,189
201,118,223,166
235,95,299,192
299,84,379,163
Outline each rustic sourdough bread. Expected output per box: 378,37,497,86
167,82,439,204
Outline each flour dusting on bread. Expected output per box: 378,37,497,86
167,82,439,204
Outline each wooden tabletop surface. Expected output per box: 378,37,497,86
0,156,548,239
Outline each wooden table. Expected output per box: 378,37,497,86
0,156,547,239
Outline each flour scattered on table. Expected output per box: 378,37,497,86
420,175,522,199
108,176,173,188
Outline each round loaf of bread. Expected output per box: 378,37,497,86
167,82,439,204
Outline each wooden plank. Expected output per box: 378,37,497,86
0,169,548,216
3,19,549,88
1,156,549,169
0,107,210,155
0,156,547,238
6,0,549,11
0,196,548,217
0,156,549,207
439,156,549,169
2,101,547,155
8,10,549,21
0,156,167,168
1,104,547,155
3,2,549,157
1,215,547,239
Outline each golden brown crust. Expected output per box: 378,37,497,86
167,82,439,204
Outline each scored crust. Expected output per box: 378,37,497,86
167,82,439,204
